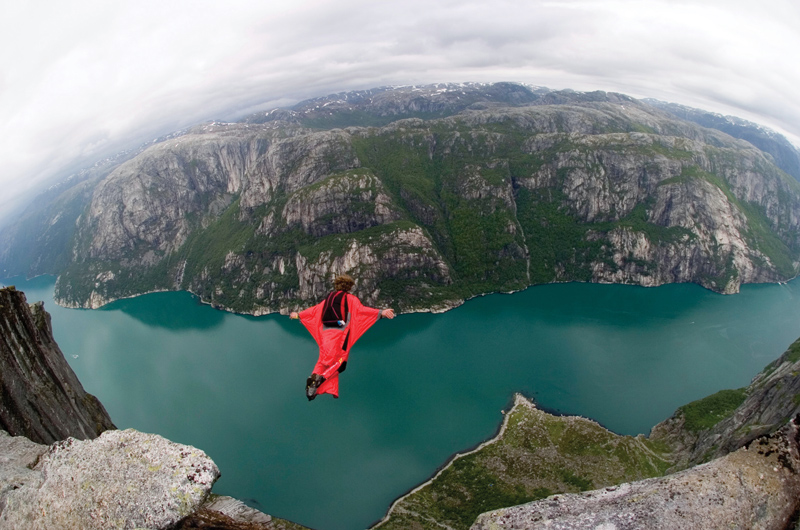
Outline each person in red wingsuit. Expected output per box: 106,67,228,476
290,274,395,400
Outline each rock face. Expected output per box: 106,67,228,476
650,337,800,470
0,286,115,444
281,168,404,237
3,83,800,314
471,418,800,530
177,495,311,530
646,98,800,182
0,428,219,529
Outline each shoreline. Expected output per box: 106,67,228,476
366,391,632,530
369,393,537,529
10,272,800,317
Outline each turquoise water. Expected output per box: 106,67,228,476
4,275,800,530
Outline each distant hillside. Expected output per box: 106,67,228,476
239,82,552,128
645,98,800,182
1,83,800,315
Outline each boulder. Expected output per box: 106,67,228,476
0,428,219,529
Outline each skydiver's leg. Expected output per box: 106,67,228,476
306,340,349,400
306,360,348,401
320,357,348,380
306,373,325,401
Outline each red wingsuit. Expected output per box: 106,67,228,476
299,291,381,398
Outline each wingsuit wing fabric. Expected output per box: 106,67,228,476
299,293,381,397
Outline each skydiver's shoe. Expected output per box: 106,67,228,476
306,373,325,401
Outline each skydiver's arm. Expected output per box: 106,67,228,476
292,304,317,320
294,306,393,319
297,303,323,325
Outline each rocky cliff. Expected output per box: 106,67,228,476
2,83,800,315
646,98,800,183
649,336,800,470
0,127,191,278
50,87,800,313
0,286,115,444
466,338,800,529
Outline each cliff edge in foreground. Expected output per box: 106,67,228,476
0,286,115,444
0,428,219,529
650,337,800,471
0,288,310,529
468,337,800,529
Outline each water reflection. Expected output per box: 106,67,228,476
101,291,226,330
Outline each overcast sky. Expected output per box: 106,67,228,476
1,0,798,215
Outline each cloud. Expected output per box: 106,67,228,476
1,0,799,213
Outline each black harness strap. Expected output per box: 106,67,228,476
322,291,349,328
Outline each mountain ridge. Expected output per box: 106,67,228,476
2,83,800,314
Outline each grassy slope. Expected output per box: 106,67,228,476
374,398,671,530
676,388,749,433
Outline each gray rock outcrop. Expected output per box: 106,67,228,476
281,169,403,238
0,428,220,529
465,339,800,530
651,337,800,469
471,418,800,530
177,495,311,529
0,286,115,444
